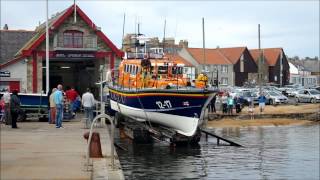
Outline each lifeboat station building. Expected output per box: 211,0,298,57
0,5,123,95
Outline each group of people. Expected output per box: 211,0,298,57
208,92,267,116
0,85,97,129
1,89,21,128
49,84,96,128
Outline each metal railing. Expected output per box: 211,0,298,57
86,113,115,170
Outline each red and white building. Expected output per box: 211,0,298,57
0,4,123,95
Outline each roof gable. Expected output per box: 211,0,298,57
250,48,282,66
15,4,123,58
218,47,246,64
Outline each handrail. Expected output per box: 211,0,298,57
86,113,115,170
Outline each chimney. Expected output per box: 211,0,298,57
179,40,188,48
3,24,8,30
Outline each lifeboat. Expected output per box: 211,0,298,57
108,53,216,137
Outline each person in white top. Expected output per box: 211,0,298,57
3,89,11,125
82,88,96,128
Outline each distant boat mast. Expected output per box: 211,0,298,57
202,17,206,73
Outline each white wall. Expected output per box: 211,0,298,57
1,59,27,92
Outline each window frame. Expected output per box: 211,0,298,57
63,30,83,48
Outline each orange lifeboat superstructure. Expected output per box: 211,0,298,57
117,57,190,89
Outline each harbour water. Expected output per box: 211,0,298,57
115,123,319,179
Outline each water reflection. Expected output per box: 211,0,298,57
116,123,319,180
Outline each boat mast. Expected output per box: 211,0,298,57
45,0,49,94
162,19,166,54
122,13,125,50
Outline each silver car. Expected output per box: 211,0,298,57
295,89,320,103
265,91,288,105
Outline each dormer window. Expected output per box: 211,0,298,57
63,30,83,48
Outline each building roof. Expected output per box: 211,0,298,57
250,48,283,66
186,48,232,65
1,4,123,68
0,30,35,64
165,53,194,67
218,47,246,64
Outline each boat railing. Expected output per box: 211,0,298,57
125,52,164,59
110,69,199,90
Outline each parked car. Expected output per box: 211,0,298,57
265,91,288,105
239,91,259,105
295,89,320,103
287,87,304,97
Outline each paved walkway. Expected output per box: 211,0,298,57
0,114,124,180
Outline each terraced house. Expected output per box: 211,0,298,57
250,48,290,86
178,47,258,87
0,5,123,95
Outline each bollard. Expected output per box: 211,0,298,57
84,132,103,158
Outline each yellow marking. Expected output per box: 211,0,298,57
109,89,209,97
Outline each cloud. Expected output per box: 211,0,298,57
1,0,319,57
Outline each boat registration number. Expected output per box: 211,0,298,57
156,100,172,109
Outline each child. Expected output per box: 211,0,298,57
248,98,254,120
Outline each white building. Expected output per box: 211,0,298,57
289,62,317,87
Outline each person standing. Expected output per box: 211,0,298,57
65,87,79,117
10,90,21,128
49,88,57,124
82,88,96,128
3,89,11,125
210,94,217,113
258,92,267,114
227,94,234,115
54,84,64,128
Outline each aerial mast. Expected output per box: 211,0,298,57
202,17,206,72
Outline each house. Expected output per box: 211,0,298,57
0,28,35,92
289,61,318,87
0,4,123,96
250,48,290,86
178,47,258,87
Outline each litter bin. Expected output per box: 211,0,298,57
83,132,103,158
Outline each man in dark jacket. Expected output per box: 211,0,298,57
10,90,21,128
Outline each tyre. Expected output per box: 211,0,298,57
295,98,300,103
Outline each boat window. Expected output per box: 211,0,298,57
172,66,183,74
132,65,136,75
124,64,127,73
158,66,168,74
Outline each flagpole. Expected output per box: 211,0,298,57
45,0,49,94
74,0,76,23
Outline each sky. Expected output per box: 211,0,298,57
1,0,319,58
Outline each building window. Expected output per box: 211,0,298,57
221,65,228,73
63,30,83,48
221,77,228,85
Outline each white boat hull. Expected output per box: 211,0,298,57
110,100,200,137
